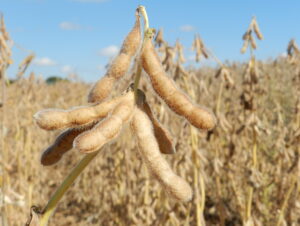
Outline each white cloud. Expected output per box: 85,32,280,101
99,45,119,57
61,65,74,74
34,57,56,66
180,25,195,32
59,22,81,31
71,0,109,2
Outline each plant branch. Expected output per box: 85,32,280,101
134,5,151,101
39,151,99,226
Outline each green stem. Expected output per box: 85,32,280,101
39,151,99,226
133,65,143,101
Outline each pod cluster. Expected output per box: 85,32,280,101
34,8,216,202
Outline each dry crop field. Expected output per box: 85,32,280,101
1,6,300,226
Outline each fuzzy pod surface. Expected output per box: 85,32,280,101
34,92,132,131
131,107,192,202
88,12,141,103
137,89,175,154
141,38,216,130
74,91,135,153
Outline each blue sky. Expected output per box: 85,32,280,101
1,0,300,82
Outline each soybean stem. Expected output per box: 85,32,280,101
39,151,99,226
134,5,150,101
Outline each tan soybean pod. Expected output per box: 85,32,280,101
17,53,35,79
0,14,10,40
0,35,10,55
249,35,257,49
141,38,216,130
41,123,96,166
136,89,175,154
241,39,249,54
131,107,192,202
74,91,134,153
154,28,165,47
142,102,175,154
252,18,263,40
34,92,132,130
18,53,35,70
88,11,141,103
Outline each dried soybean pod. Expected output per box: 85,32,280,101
136,89,175,154
242,30,251,41
141,38,216,130
17,53,35,79
287,39,294,56
0,35,10,54
222,68,235,87
88,10,141,103
192,35,202,62
0,14,10,41
175,40,186,64
287,39,300,57
154,28,165,47
131,107,192,202
34,92,131,130
41,123,96,166
74,91,134,153
241,39,249,54
18,53,35,70
249,35,257,49
142,102,175,154
252,18,263,40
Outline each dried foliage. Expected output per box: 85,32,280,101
0,9,300,226
1,53,298,226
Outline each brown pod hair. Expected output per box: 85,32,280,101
41,123,96,166
131,107,192,202
141,38,216,130
88,11,141,103
74,91,134,153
